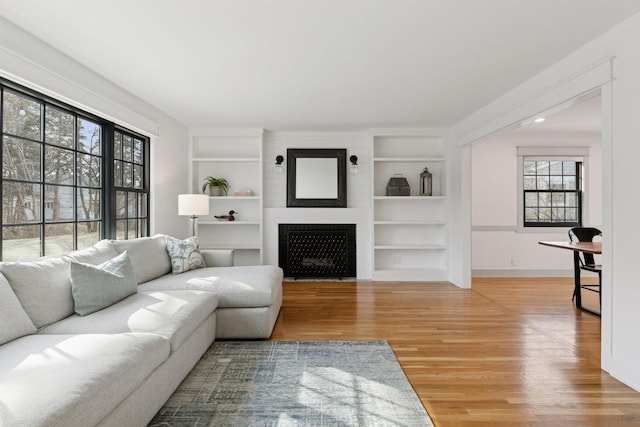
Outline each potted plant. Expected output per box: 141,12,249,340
202,176,230,196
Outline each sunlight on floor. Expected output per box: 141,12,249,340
297,367,419,426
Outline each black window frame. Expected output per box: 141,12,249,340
0,77,150,261
523,158,583,228
112,127,150,240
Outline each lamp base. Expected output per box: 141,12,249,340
190,216,199,238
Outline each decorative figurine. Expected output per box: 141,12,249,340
215,210,237,221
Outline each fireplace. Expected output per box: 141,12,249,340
279,224,356,279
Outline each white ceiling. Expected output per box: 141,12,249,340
511,93,602,135
1,0,638,131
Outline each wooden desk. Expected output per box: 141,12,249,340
539,241,602,316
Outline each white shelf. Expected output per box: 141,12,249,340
373,157,446,162
371,131,448,281
374,220,446,225
372,268,448,281
202,243,261,250
200,221,260,225
374,196,446,200
207,196,260,200
189,129,264,265
374,244,446,250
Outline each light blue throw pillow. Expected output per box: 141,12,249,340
165,236,205,274
70,251,137,316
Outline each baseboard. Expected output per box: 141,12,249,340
472,269,573,277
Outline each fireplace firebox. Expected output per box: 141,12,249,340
278,224,356,279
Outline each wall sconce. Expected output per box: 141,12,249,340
349,155,358,175
273,155,284,174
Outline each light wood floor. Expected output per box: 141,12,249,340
269,277,640,426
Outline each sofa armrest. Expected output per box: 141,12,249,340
201,249,234,267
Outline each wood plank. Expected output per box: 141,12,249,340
269,278,640,426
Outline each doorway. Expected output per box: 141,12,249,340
469,91,602,280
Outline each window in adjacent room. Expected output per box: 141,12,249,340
522,158,582,227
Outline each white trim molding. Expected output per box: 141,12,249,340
454,57,614,146
0,16,160,137
472,269,573,278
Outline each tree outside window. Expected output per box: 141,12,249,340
1,80,149,261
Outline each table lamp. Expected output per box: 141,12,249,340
178,194,210,237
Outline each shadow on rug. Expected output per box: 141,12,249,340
150,340,434,427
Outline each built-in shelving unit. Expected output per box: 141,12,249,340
370,130,448,281
189,129,264,265
186,127,448,279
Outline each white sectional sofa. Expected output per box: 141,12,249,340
0,234,283,427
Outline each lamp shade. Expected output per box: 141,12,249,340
178,194,210,216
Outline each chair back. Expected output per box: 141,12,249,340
568,227,601,266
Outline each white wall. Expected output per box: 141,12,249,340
451,11,640,392
471,131,602,275
0,17,190,238
150,123,190,238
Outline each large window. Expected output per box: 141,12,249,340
1,79,149,261
522,158,582,227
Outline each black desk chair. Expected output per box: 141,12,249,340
568,227,602,309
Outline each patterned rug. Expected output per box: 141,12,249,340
150,340,434,427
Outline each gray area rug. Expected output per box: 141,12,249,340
150,340,434,427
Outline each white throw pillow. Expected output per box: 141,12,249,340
0,273,36,344
70,251,137,316
165,236,205,274
64,239,119,265
110,235,172,284
0,255,74,328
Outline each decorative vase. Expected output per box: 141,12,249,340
209,186,224,196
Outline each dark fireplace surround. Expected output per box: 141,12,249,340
278,224,356,279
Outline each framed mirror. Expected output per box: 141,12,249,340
287,148,347,207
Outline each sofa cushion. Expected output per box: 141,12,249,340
0,273,36,345
0,333,169,427
201,249,234,267
138,265,283,308
38,290,218,352
111,234,171,284
64,239,119,265
70,251,137,316
0,255,73,328
165,235,205,274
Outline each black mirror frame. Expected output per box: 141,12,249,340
286,148,347,208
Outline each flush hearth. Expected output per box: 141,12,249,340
278,224,356,279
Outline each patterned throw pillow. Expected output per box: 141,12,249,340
165,236,206,274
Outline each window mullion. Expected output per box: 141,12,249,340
73,113,78,249
0,88,3,258
103,122,115,240
39,102,45,257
